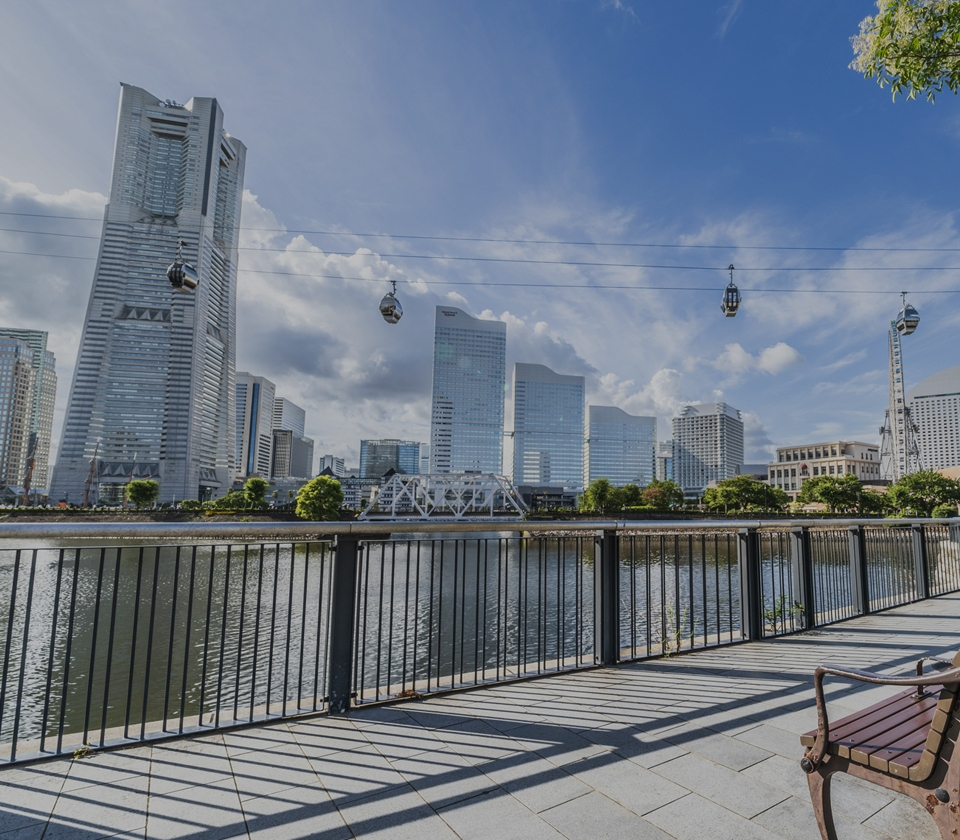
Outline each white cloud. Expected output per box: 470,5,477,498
709,341,803,379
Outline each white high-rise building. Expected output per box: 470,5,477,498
429,306,506,474
0,338,36,491
512,363,584,491
272,398,306,438
909,366,960,471
236,373,276,478
0,329,56,492
585,406,656,488
672,402,744,497
50,85,245,503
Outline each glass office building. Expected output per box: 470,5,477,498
585,406,656,487
512,363,584,491
0,329,56,492
359,439,422,478
51,85,245,503
672,402,744,497
429,306,506,474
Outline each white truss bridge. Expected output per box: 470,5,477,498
359,473,528,520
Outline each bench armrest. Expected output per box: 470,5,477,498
801,659,960,773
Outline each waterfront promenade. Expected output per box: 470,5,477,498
2,594,955,839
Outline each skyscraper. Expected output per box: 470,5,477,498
359,439,422,478
51,85,245,503
236,373,276,478
272,398,306,438
429,306,506,474
0,329,56,492
908,366,960,471
585,406,656,488
0,337,36,490
672,402,744,497
512,363,584,491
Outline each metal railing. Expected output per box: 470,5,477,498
1,517,958,765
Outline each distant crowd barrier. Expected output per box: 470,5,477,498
1,518,958,765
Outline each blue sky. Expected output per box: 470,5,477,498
1,0,958,468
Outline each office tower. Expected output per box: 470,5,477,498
512,363,584,491
50,85,246,503
908,366,960,470
672,402,744,496
0,337,36,489
585,406,656,487
359,439,422,478
429,306,506,474
419,444,430,474
320,454,345,477
656,441,674,482
0,329,56,492
236,373,276,478
272,429,314,479
273,398,306,438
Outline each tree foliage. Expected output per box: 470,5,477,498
243,476,269,508
295,476,344,521
580,478,613,513
125,479,160,510
642,479,684,510
703,476,788,513
204,490,248,511
851,0,960,101
888,470,960,516
796,474,867,513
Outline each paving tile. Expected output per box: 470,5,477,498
539,790,672,839
477,750,591,813
569,753,688,816
436,787,567,839
287,716,374,758
506,722,610,767
334,786,459,839
750,794,826,840
0,766,65,835
579,722,688,767
45,774,149,840
659,722,773,770
735,723,809,759
0,825,47,840
147,736,235,796
145,780,247,840
228,743,321,801
429,718,526,765
391,748,499,809
645,791,782,840
308,748,409,805
240,783,351,840
740,754,808,796
862,793,941,840
651,752,789,818
62,746,153,792
830,774,895,824
353,720,442,760
220,723,297,757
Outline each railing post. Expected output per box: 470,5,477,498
912,524,930,601
595,530,620,666
848,525,870,616
328,536,360,714
789,526,816,630
738,528,762,641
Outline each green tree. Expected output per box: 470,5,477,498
580,478,613,513
204,490,248,511
642,479,684,510
295,476,344,521
125,479,160,510
703,475,777,513
852,0,960,101
180,498,202,511
797,474,865,513
932,502,958,518
888,470,960,516
620,484,644,507
243,476,268,508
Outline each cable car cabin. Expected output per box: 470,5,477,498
721,282,741,317
379,291,402,324
896,303,920,336
166,260,199,292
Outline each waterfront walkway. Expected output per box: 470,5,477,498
4,595,959,840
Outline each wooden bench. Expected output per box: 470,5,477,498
800,653,960,840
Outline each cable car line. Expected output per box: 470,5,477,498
3,246,960,275
3,209,960,254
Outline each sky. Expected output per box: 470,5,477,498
1,0,958,471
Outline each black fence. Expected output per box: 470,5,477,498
1,518,958,765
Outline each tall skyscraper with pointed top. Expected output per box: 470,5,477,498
50,84,246,503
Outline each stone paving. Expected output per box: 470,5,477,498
3,592,959,839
